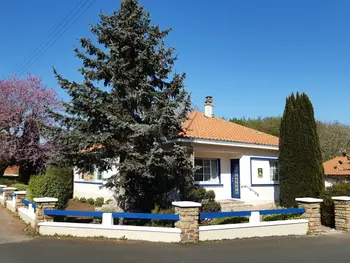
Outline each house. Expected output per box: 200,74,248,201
323,156,350,187
73,96,280,206
3,166,19,177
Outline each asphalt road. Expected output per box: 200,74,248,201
1,234,350,263
2,207,350,263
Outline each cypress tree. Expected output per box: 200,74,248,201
53,0,194,211
279,92,324,207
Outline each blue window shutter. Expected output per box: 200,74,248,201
217,159,221,183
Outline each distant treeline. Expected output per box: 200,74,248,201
229,116,350,162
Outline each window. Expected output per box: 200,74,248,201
97,169,103,180
194,158,219,183
269,160,279,181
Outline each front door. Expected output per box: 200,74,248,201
231,159,240,198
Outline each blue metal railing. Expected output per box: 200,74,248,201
258,208,305,215
200,208,305,220
22,199,36,209
42,208,305,221
43,209,180,221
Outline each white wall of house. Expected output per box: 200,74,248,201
73,182,114,200
325,176,350,188
73,143,279,204
240,155,279,204
73,167,117,200
193,144,279,203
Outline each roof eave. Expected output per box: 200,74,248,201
325,173,350,176
168,137,279,151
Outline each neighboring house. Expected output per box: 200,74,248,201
73,97,280,205
3,166,19,177
323,156,350,187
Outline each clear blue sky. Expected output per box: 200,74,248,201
1,0,350,123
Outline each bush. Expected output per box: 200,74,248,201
187,187,211,202
27,167,73,210
95,197,104,207
10,183,28,191
202,201,221,212
187,187,221,212
87,198,95,205
319,182,350,228
320,190,333,227
26,176,46,201
80,197,87,203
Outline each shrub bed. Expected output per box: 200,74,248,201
208,213,305,225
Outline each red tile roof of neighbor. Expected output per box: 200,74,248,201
323,156,350,176
3,166,19,175
180,112,279,146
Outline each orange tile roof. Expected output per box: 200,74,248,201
3,166,19,176
180,112,279,146
323,156,350,176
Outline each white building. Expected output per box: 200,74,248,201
73,97,280,206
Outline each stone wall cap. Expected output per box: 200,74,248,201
172,201,202,208
3,187,17,190
332,196,350,201
14,191,26,195
34,197,58,203
0,185,7,188
295,197,323,203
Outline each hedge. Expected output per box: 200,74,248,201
27,167,73,210
0,178,19,186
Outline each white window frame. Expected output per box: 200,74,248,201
194,158,219,184
269,160,279,182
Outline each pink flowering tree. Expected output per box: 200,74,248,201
0,75,61,182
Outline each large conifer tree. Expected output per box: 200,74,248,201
279,92,324,207
54,0,194,211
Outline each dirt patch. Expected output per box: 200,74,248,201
59,200,101,224
66,200,97,211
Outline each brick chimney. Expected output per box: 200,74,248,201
204,96,213,118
